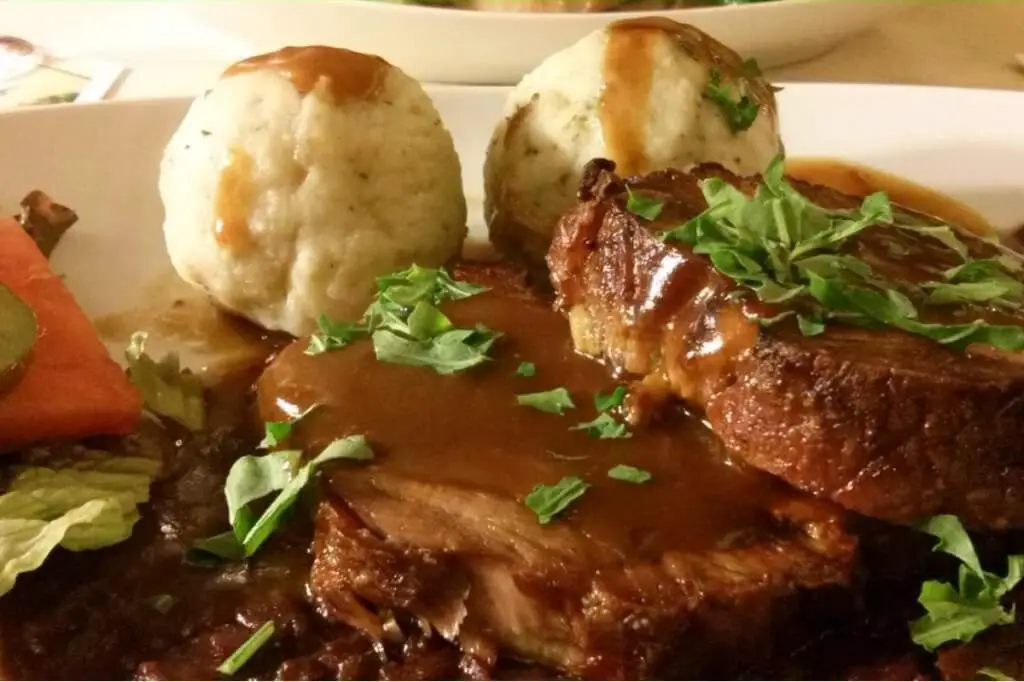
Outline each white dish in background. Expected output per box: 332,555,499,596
174,0,908,85
0,82,1022,361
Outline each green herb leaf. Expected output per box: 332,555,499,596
406,301,454,340
625,187,664,221
607,464,651,484
524,476,590,524
797,313,826,337
704,69,759,133
259,404,320,450
191,436,373,562
978,668,1017,681
185,530,245,564
217,620,275,676
372,326,499,375
909,515,1024,651
571,412,631,439
594,386,627,411
305,315,368,356
0,452,160,596
516,387,575,415
125,332,205,431
516,361,536,377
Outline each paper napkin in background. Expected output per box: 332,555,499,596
0,36,126,108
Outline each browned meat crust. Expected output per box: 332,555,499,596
547,160,1024,529
291,261,857,680
309,493,854,680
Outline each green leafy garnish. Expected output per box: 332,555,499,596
571,412,631,439
516,387,575,415
607,464,651,484
661,157,1024,353
125,332,205,431
217,620,275,676
259,404,319,450
0,452,160,596
524,476,589,525
307,266,499,375
704,69,759,133
594,386,627,411
306,315,367,356
516,361,536,377
189,436,373,562
978,668,1017,681
909,515,1024,651
626,187,664,221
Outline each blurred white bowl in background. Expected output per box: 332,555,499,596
175,0,910,85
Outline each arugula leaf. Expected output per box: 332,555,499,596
517,387,575,415
125,332,205,431
571,412,631,439
190,436,373,561
909,515,1024,651
978,668,1017,681
704,69,759,133
594,386,627,411
625,187,664,221
259,404,319,450
524,476,589,524
607,464,651,484
516,361,536,377
217,621,275,675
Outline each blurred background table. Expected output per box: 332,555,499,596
0,0,1022,98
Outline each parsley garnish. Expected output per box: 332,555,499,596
516,361,536,377
517,387,575,415
594,386,627,411
704,69,759,133
909,515,1024,651
306,266,499,374
626,187,664,221
608,464,651,484
217,620,275,675
188,436,373,562
145,594,176,615
662,157,1024,353
979,669,1017,681
524,476,589,524
572,412,631,439
259,403,319,449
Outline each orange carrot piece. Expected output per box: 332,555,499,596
0,218,142,450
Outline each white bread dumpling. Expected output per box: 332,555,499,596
159,46,467,336
484,19,782,264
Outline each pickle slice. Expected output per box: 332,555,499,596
0,283,37,394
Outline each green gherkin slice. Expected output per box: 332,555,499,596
0,283,37,394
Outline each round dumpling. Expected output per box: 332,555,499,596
484,19,782,265
159,46,467,336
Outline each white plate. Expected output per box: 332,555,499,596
174,0,907,85
1,83,1023,356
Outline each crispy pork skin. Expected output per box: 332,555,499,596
547,160,1024,529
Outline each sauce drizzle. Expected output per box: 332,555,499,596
213,147,256,252
600,24,656,177
223,46,390,104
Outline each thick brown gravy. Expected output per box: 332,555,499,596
223,46,390,104
787,157,995,237
257,285,792,560
213,147,256,252
600,24,655,177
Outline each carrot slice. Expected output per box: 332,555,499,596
0,217,142,449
